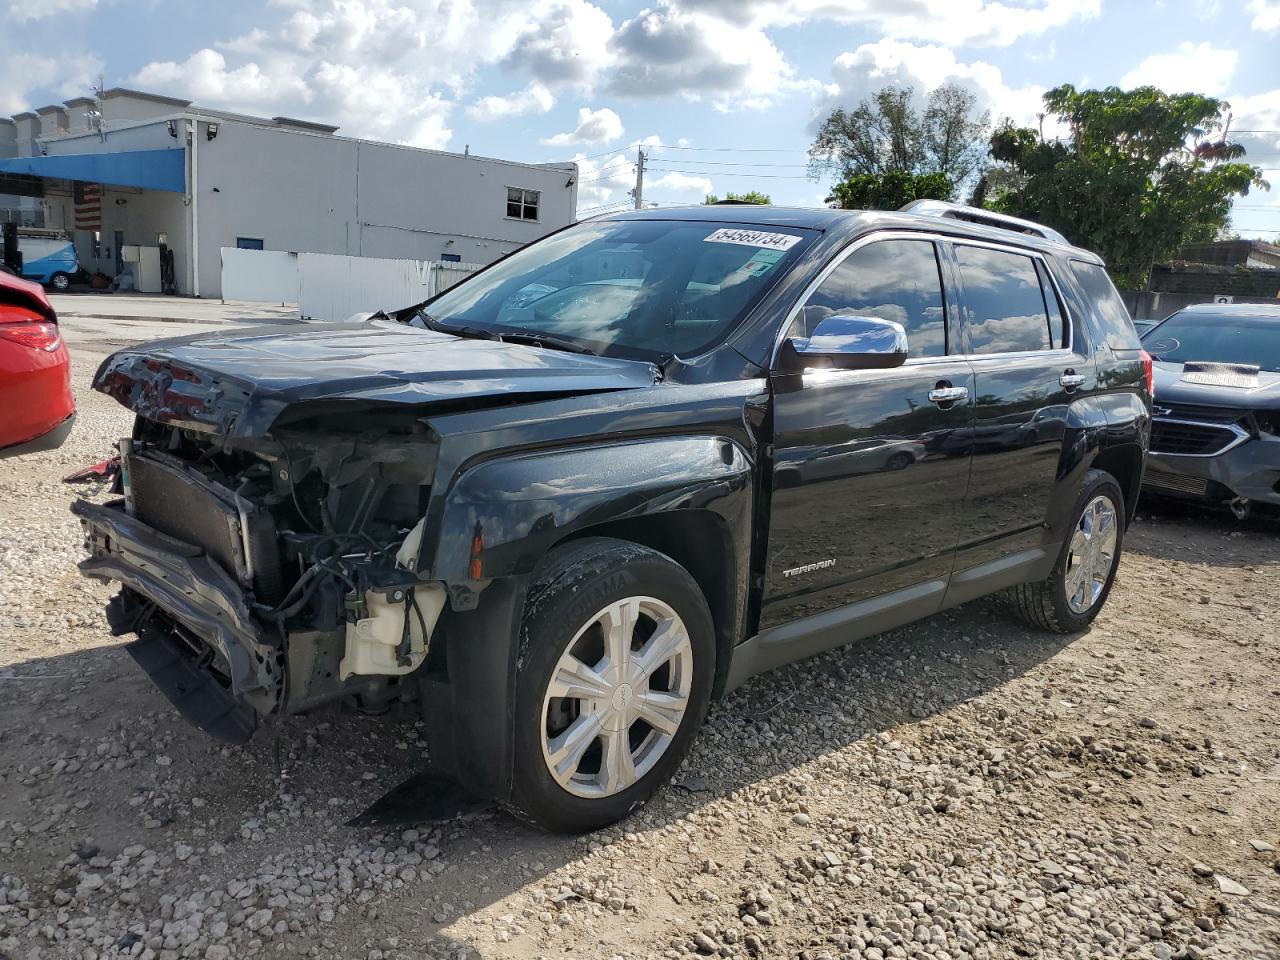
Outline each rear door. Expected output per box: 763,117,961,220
762,234,975,629
946,240,1087,570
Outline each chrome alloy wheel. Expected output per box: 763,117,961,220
540,596,693,799
1065,495,1118,614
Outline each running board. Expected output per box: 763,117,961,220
127,622,258,744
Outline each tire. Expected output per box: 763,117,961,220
1007,469,1125,634
49,272,71,291
506,537,715,833
885,451,914,471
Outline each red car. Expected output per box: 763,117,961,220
0,269,74,456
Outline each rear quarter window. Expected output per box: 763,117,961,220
1069,260,1142,351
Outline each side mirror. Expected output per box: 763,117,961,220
780,315,908,371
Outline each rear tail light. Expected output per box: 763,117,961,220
1139,349,1154,396
0,320,62,351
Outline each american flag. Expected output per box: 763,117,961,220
74,182,101,230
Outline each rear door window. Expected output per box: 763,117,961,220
801,238,948,358
954,245,1052,354
1069,260,1141,350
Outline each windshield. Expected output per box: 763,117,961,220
419,219,816,361
1142,312,1280,373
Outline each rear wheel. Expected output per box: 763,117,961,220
1007,469,1124,633
49,272,71,291
507,538,715,833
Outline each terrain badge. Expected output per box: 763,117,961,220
782,559,836,578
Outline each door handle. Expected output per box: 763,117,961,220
1060,370,1086,390
928,385,969,405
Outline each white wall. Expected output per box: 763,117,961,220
220,247,298,303
222,248,482,319
195,119,576,298
297,253,428,320
35,113,576,298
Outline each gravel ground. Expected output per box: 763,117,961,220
1,330,1278,960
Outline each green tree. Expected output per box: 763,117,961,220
809,83,990,194
978,84,1268,287
826,171,953,210
704,190,771,204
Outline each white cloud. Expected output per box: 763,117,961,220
466,84,555,122
675,0,1099,47
502,0,615,87
1227,89,1280,211
0,55,60,114
126,0,616,150
1120,42,1238,96
5,0,95,23
134,49,311,108
817,39,1049,131
541,106,624,146
647,170,713,197
574,152,635,206
0,49,101,115
607,3,794,109
1248,0,1280,32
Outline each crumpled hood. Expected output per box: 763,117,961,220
93,319,659,437
1152,360,1280,411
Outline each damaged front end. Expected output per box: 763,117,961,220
75,411,447,743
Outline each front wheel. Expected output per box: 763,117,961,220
1007,469,1125,633
507,538,715,833
49,272,71,291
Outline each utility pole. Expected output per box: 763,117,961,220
632,147,646,210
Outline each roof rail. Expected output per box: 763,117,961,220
900,199,1069,246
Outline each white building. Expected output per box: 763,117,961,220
0,89,579,297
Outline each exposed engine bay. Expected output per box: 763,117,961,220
76,412,446,742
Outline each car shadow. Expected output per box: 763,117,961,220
0,592,1085,959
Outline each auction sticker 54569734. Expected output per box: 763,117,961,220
703,228,801,252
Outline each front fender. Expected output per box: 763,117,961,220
431,435,754,584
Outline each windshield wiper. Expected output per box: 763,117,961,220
496,331,597,356
407,311,596,356
410,311,499,341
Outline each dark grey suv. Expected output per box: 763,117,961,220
1141,303,1280,516
73,201,1150,831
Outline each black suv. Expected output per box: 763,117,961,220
74,201,1150,832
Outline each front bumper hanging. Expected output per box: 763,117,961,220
73,499,281,724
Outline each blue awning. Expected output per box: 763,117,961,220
0,148,186,193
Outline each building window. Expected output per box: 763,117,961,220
441,252,462,263
506,187,539,221
236,237,264,250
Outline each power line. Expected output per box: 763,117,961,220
649,168,812,180
563,147,631,163
651,143,809,154
647,158,813,169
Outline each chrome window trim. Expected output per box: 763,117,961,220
1150,417,1251,458
770,230,1078,370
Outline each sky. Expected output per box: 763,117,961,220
3,0,1278,236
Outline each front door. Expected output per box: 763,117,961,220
947,242,1086,570
762,236,975,630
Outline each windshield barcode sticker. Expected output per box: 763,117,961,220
704,228,801,252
